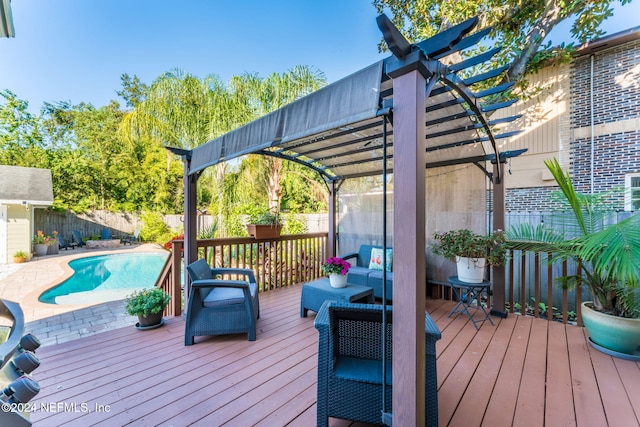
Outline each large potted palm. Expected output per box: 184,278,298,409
508,158,640,357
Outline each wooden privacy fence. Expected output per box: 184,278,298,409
157,232,328,316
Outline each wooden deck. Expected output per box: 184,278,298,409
29,285,640,427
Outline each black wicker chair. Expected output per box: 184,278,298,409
314,301,441,426
184,259,260,345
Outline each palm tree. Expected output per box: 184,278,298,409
120,69,253,231
508,158,640,318
229,66,327,213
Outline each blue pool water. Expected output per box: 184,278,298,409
39,252,169,305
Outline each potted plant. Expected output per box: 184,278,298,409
125,288,171,329
508,158,640,356
246,210,283,239
321,256,352,288
33,230,48,256
46,231,59,255
431,229,507,283
13,250,28,263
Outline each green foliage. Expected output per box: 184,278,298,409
139,211,170,243
373,0,627,98
198,222,218,239
508,158,640,318
248,209,282,226
125,288,171,317
116,73,149,109
431,229,507,266
282,213,307,235
1,66,329,223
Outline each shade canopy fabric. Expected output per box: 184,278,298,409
0,0,15,38
186,17,520,182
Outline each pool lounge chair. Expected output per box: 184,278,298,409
57,235,77,250
122,229,140,245
72,230,86,247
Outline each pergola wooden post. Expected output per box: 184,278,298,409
327,180,337,257
391,69,428,426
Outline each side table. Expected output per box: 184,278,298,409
300,278,374,317
447,276,494,330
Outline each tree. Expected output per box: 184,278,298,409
373,0,633,93
228,66,327,213
0,90,46,166
120,69,251,219
117,73,149,109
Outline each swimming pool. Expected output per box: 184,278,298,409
39,252,169,305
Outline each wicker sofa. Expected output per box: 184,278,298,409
314,301,441,426
343,245,393,300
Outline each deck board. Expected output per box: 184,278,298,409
545,321,575,427
567,325,608,427
27,284,640,427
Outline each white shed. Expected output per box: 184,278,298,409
0,166,54,263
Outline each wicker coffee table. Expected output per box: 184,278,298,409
300,278,374,317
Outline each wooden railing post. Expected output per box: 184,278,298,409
170,241,183,316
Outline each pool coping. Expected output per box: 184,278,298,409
0,244,171,346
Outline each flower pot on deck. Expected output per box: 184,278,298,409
455,256,486,283
329,273,347,288
581,302,640,356
136,312,164,330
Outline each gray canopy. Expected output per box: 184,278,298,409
187,17,520,182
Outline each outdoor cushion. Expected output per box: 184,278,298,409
346,266,370,286
334,356,392,384
203,283,257,307
368,247,392,271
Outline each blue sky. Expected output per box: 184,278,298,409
1,0,638,112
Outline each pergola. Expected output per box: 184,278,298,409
170,15,521,425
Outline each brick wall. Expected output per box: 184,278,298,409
504,37,640,212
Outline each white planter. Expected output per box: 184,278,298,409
455,256,486,283
329,273,347,288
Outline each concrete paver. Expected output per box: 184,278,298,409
0,244,170,346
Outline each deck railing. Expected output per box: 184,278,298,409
156,232,328,316
432,249,585,325
506,250,584,325
157,237,583,324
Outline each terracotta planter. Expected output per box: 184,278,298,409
455,256,486,283
581,302,640,356
246,224,282,239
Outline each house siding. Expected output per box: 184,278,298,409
6,204,31,262
569,39,640,200
495,32,640,211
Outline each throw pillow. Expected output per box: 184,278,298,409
368,248,392,272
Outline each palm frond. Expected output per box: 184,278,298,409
577,215,640,285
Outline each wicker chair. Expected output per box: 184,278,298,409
314,301,441,427
184,259,260,345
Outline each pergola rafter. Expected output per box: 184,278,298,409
169,14,524,426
